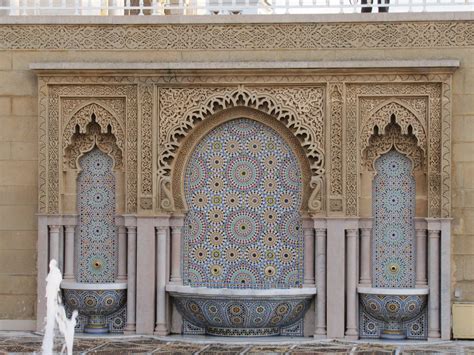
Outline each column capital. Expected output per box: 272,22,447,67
346,228,358,237
49,225,61,232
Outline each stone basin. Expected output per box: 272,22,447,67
358,286,429,339
61,281,127,334
167,285,316,336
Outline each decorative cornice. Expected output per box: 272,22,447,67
1,20,473,50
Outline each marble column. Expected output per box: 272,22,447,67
303,218,315,286
49,225,61,265
359,226,371,287
124,225,137,333
440,218,452,340
170,216,184,284
63,225,75,280
415,223,428,287
345,228,358,338
117,225,127,281
428,227,441,339
36,215,49,332
155,226,169,335
314,227,327,338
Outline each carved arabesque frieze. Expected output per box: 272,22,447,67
64,120,123,170
158,85,325,213
363,120,424,171
139,85,154,210
2,21,473,50
328,83,344,213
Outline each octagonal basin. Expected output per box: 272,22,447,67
167,285,316,336
358,287,429,340
61,281,127,334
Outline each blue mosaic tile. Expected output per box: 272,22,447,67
77,148,117,283
183,118,304,289
372,150,416,288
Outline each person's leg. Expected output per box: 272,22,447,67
361,0,373,12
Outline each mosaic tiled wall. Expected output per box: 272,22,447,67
183,118,304,289
372,149,415,288
77,148,117,283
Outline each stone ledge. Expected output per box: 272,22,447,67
30,60,461,71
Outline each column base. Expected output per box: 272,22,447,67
123,323,136,334
313,331,327,339
345,329,358,339
154,324,169,336
428,333,441,341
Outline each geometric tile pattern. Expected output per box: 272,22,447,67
372,149,416,288
77,148,117,283
175,295,310,336
183,118,303,289
359,294,428,340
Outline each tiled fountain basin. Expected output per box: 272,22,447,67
167,285,316,336
358,287,429,340
61,281,127,334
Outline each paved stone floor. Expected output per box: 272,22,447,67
0,332,473,354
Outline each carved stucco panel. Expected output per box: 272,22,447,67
45,84,137,214
139,85,154,210
346,83,442,217
157,85,325,213
1,22,473,50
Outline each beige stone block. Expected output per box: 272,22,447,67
453,115,474,143
454,145,474,163
453,208,464,235
0,116,37,142
464,190,474,208
454,255,465,282
359,197,371,217
452,69,465,95
0,71,36,96
463,164,474,189
0,295,35,319
463,256,474,281
453,95,474,116
0,275,35,294
10,142,37,161
11,96,37,116
0,142,11,160
0,161,37,186
0,230,36,250
0,53,11,70
453,235,474,255
0,97,11,116
465,71,474,95
455,281,474,302
415,197,427,217
0,205,37,230
0,185,37,205
453,190,464,208
462,208,474,235
0,249,36,274
453,163,464,189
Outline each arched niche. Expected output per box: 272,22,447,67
171,107,313,215
61,104,125,215
359,104,427,218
